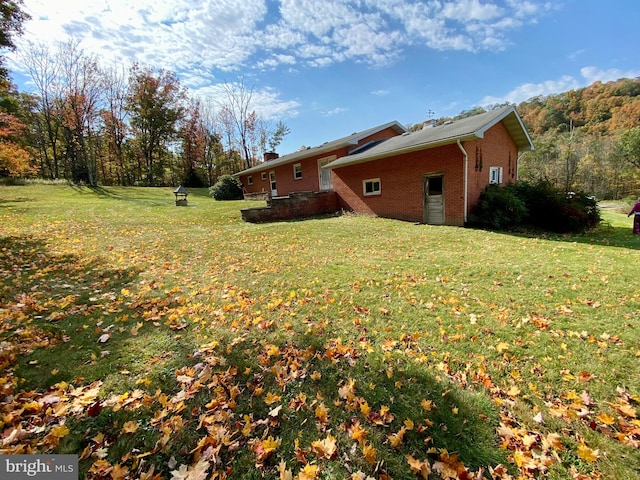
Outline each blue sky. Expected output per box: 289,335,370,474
9,0,640,155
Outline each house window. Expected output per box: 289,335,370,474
489,167,503,185
247,175,253,185
261,172,267,180
293,163,302,180
363,178,381,196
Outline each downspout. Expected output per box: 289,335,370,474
516,152,524,181
457,139,468,224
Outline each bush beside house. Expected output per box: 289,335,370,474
209,175,243,200
469,181,600,233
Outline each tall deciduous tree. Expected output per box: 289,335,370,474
125,65,186,186
57,41,103,185
220,80,255,170
0,0,30,79
100,66,130,185
20,42,64,179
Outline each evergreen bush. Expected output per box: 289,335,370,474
209,175,243,200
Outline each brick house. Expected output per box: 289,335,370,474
235,121,407,198
324,106,534,226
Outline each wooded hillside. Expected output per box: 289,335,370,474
517,77,640,136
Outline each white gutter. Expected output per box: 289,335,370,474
457,139,468,224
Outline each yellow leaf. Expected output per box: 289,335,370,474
421,399,434,411
264,391,282,405
311,434,338,460
315,403,329,424
404,418,415,430
262,436,281,453
297,464,318,480
362,443,377,464
406,455,431,479
51,425,70,438
577,442,600,462
387,426,406,449
596,412,616,425
278,461,293,480
496,342,509,353
122,420,139,434
350,421,368,445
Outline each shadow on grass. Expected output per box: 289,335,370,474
0,234,151,390
212,332,509,479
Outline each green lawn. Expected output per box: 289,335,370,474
1,185,639,480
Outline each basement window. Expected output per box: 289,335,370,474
363,178,381,196
489,167,503,184
247,175,253,185
293,163,302,180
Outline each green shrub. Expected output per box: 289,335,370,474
468,183,526,230
209,175,243,200
469,181,601,233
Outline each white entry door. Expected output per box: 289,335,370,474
269,171,277,196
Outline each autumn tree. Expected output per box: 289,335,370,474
0,79,33,176
0,0,30,79
179,98,207,186
100,66,130,185
0,0,32,177
125,64,186,186
57,41,103,185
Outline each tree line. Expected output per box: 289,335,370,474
1,10,290,187
1,0,639,196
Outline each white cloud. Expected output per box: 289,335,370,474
16,0,556,81
580,66,640,84
371,89,390,96
480,75,581,105
480,66,640,106
323,107,348,117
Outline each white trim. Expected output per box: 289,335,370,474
318,155,336,190
489,166,503,184
363,178,381,196
457,140,468,224
293,163,302,180
247,175,253,185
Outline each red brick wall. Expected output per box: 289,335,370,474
464,122,519,209
332,122,519,225
238,126,402,196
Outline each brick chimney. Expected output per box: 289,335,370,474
264,152,279,161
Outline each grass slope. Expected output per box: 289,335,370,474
0,185,639,480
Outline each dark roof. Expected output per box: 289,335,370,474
173,185,188,194
234,120,407,176
325,106,534,170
